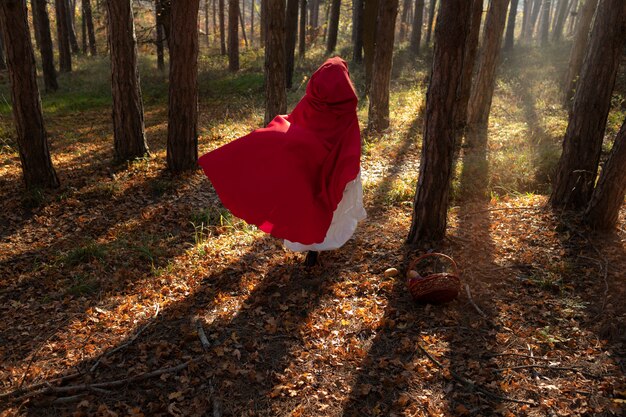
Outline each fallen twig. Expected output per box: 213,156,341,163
485,352,556,361
417,341,537,406
195,318,211,351
50,394,87,405
461,206,540,218
89,304,160,373
495,364,581,372
15,357,202,402
0,372,81,401
465,284,487,318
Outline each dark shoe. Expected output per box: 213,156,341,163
304,251,319,267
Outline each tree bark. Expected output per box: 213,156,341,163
550,0,626,210
228,0,239,71
398,0,411,41
504,0,519,49
251,0,255,45
352,0,363,62
260,0,266,43
325,0,340,54
407,0,472,245
167,0,200,173
264,0,286,125
298,0,307,57
367,0,398,131
238,2,248,47
219,0,226,55
83,0,97,55
66,0,80,53
584,117,626,230
285,0,298,88
363,0,379,91
455,0,483,130
566,0,578,35
525,0,542,40
0,0,59,189
204,0,210,45
425,0,436,46
552,0,570,41
106,0,149,162
0,23,6,70
33,0,58,92
468,0,510,128
562,0,597,106
155,0,165,70
55,0,72,72
540,0,551,45
30,0,41,49
409,0,424,54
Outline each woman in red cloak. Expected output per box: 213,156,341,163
198,57,366,265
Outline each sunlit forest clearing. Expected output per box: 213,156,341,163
1,0,625,416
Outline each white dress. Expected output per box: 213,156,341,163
284,171,366,252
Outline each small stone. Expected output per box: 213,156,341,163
384,267,399,277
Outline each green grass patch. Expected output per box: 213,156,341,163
60,241,107,266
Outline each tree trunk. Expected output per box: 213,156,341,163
352,0,363,62
33,0,58,92
213,0,218,41
552,0,570,41
584,117,626,230
0,0,59,189
367,0,398,131
363,0,379,91
550,0,626,209
205,0,209,45
82,2,87,53
504,0,519,49
425,0,436,46
310,0,319,29
566,0,578,35
455,0,483,130
562,0,597,106
285,0,298,88
264,0,286,125
407,0,472,245
155,0,165,70
239,2,248,47
526,0,542,40
219,0,226,55
540,0,551,45
409,0,424,54
251,0,255,45
106,0,149,162
521,0,530,38
228,0,239,71
55,0,72,72
31,0,41,49
299,0,307,57
66,0,80,53
398,0,411,41
167,0,200,173
325,0,340,54
467,0,510,128
83,0,97,55
0,23,6,70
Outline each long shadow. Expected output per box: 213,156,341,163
444,128,511,411
15,226,357,415
366,114,423,215
510,74,562,190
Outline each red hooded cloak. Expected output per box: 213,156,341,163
198,57,361,245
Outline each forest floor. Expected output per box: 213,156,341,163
0,43,625,417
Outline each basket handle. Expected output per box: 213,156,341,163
407,253,460,277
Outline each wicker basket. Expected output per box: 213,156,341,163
406,253,461,304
